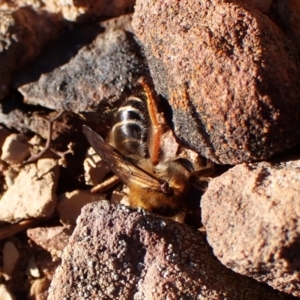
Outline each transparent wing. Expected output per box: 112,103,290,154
82,125,164,192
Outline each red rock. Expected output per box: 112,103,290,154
48,202,288,299
27,226,72,259
132,0,300,164
201,156,300,297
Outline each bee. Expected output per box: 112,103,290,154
83,77,213,221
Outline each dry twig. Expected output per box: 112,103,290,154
23,111,68,165
0,219,42,240
50,142,74,167
91,175,120,193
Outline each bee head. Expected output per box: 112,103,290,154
160,181,172,194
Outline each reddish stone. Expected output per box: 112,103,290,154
202,156,300,297
48,202,287,299
133,0,300,164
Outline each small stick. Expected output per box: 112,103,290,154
50,142,74,167
23,111,65,165
0,219,40,240
91,175,120,193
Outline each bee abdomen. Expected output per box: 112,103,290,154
111,96,149,158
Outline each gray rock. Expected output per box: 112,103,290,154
0,0,137,101
0,7,63,100
201,157,300,297
0,11,21,101
48,201,288,300
132,0,300,164
17,15,148,122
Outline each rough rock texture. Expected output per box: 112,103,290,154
201,157,300,297
48,201,288,300
0,107,48,137
0,6,63,100
0,158,59,223
16,15,148,121
132,0,300,164
0,0,135,22
27,226,72,259
0,0,135,100
0,11,20,101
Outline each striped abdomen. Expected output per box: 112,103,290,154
110,96,149,158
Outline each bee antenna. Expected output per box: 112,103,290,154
160,181,172,194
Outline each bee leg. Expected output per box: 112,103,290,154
138,77,164,166
191,159,215,191
193,159,215,178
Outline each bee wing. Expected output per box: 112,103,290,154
82,125,163,192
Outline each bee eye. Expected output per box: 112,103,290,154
161,181,172,194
